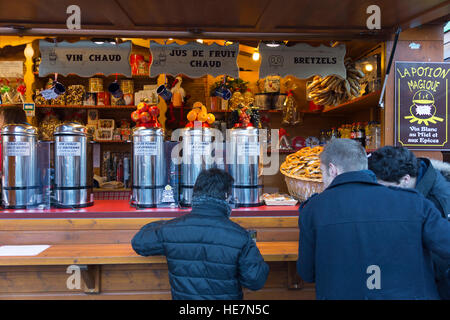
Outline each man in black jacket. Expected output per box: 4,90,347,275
132,168,269,300
368,146,450,299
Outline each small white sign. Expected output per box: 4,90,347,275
134,141,158,156
0,61,24,78
56,142,81,156
0,245,50,256
5,141,31,156
188,141,211,156
238,143,260,156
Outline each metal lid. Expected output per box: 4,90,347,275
54,122,89,136
1,124,38,136
132,126,164,137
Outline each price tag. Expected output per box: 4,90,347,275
56,142,81,156
134,141,158,156
5,141,30,156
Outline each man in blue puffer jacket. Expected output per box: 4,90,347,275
132,168,269,300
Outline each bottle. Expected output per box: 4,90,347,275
123,156,130,188
319,130,327,145
359,122,366,148
365,122,373,150
350,123,357,140
331,127,338,140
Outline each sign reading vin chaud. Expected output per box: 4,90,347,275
39,40,132,77
259,43,347,79
150,41,239,78
395,62,449,151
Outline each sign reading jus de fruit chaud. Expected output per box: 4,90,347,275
39,40,132,77
149,41,239,78
395,61,449,151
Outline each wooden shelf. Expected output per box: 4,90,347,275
35,105,136,109
208,109,282,113
322,91,381,115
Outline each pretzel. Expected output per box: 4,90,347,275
280,146,323,181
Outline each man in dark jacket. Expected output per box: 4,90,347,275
297,139,450,299
368,146,450,299
132,168,269,300
368,146,450,219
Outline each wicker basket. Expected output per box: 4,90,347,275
283,174,324,202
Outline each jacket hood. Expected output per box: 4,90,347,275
429,159,450,181
191,195,232,217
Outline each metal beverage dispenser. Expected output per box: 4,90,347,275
131,127,166,208
180,127,214,206
1,124,39,208
228,127,262,207
53,122,93,208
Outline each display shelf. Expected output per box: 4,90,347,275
35,104,136,109
208,109,282,113
321,91,381,115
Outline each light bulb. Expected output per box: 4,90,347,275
196,39,203,44
24,44,34,59
364,63,374,72
252,51,260,61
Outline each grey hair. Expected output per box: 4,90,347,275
320,138,368,172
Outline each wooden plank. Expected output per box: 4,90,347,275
0,227,299,245
0,216,299,231
0,242,298,266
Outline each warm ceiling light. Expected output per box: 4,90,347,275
266,41,280,47
168,38,174,41
196,39,203,43
364,63,374,72
252,51,260,61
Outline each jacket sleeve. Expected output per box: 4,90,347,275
297,203,316,283
237,235,269,291
131,220,166,256
422,199,450,261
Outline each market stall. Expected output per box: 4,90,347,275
0,0,448,299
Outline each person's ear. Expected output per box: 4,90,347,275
399,174,411,188
329,163,339,178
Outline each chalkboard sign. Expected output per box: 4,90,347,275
395,61,449,151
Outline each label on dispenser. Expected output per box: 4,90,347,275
238,143,260,156
189,141,211,156
56,142,81,156
134,141,158,156
5,141,31,156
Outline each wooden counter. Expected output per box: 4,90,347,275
0,242,298,266
0,201,314,300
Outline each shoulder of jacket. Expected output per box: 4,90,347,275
299,193,320,210
386,185,421,196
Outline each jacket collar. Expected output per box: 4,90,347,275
327,170,379,190
416,158,436,197
191,195,232,218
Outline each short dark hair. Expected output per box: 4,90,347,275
320,138,368,172
368,146,419,183
193,168,234,200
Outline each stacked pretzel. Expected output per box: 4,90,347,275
307,58,365,107
280,146,323,181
